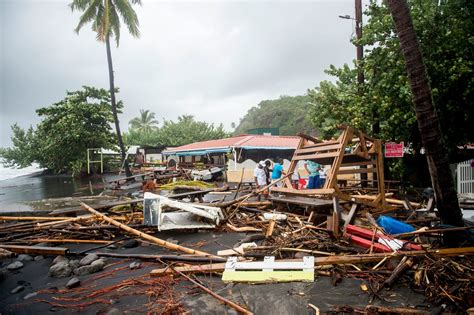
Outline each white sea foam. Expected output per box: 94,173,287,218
0,163,44,181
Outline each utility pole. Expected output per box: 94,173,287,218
355,0,364,86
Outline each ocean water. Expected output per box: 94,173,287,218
0,164,107,212
0,163,44,181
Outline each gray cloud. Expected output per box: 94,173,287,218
0,0,362,147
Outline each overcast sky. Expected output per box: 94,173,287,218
0,0,363,147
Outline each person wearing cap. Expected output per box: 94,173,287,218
254,161,268,200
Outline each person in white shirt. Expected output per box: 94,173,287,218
254,161,268,200
254,161,267,187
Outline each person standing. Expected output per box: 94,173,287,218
254,161,268,200
304,160,320,189
271,158,285,187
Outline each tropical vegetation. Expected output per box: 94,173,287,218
125,114,230,147
70,0,142,177
234,95,315,136
0,87,118,175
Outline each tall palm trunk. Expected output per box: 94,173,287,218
106,36,132,177
387,0,463,227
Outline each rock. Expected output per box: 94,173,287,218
34,255,44,261
49,261,73,278
74,258,105,276
122,239,139,248
23,292,38,300
129,262,141,270
69,259,80,269
7,261,24,271
66,277,80,289
11,285,25,294
106,308,123,315
79,253,99,266
53,256,68,265
18,254,33,261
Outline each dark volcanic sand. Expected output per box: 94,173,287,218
0,231,429,314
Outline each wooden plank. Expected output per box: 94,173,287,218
326,128,352,189
343,203,359,230
0,244,69,256
228,261,311,270
271,187,335,195
300,140,340,149
337,167,377,175
332,196,341,237
297,133,322,144
340,161,374,167
222,271,314,282
295,144,342,155
292,152,339,161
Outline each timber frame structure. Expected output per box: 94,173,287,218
272,126,387,209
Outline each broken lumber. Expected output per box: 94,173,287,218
0,244,69,256
150,247,474,276
80,202,221,259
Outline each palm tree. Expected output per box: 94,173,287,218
386,0,463,228
70,0,142,177
129,109,159,133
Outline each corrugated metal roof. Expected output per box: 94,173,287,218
163,134,300,154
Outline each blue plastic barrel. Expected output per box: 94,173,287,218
376,215,415,234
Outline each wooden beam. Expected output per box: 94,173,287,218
0,244,69,256
271,187,335,195
295,144,342,155
343,203,359,230
337,167,377,175
292,152,339,161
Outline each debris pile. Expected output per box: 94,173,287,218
1,130,473,314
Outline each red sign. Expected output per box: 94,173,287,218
385,142,404,158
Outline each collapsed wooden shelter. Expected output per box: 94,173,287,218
272,125,387,210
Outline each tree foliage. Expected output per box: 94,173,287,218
129,109,159,133
0,87,118,175
124,114,230,147
70,0,141,47
308,0,474,154
234,95,314,136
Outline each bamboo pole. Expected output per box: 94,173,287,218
80,202,220,259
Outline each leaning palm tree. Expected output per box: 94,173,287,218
386,0,463,228
70,0,142,177
129,109,159,133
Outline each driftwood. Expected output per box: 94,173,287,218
0,244,68,256
88,252,227,263
81,202,221,259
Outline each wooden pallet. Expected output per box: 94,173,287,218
272,126,387,210
222,256,314,283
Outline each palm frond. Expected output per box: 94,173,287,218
70,0,94,12
74,0,100,33
113,0,141,38
109,2,121,46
